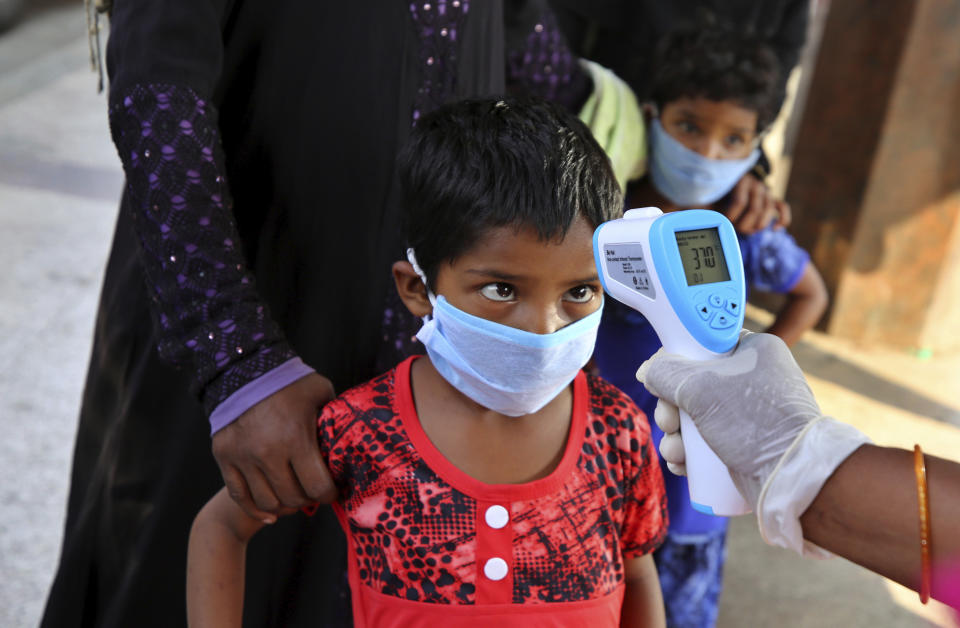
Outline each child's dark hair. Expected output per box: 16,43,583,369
397,96,622,289
651,19,784,132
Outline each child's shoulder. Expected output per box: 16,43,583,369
319,366,398,426
584,371,641,410
738,224,810,264
584,372,651,440
739,225,811,293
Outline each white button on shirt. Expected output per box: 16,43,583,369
484,505,509,529
484,557,508,581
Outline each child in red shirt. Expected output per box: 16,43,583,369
187,97,668,627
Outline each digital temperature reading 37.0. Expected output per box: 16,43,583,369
675,227,731,286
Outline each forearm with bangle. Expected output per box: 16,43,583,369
798,443,958,605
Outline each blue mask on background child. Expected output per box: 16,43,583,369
407,249,602,417
648,118,760,207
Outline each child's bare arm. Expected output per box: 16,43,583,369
619,554,666,628
187,487,270,627
766,262,828,346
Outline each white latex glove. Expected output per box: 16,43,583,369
637,331,870,556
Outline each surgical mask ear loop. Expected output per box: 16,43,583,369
406,248,437,322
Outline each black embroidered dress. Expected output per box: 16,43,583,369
42,1,589,626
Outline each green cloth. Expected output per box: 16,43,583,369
577,58,647,191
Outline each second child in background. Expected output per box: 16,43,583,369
592,23,827,628
632,24,828,346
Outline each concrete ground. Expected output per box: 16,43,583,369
0,3,958,627
0,2,123,626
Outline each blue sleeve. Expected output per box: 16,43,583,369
738,226,811,294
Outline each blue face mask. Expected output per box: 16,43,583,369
407,249,602,417
648,118,760,207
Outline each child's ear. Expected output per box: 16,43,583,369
392,261,433,319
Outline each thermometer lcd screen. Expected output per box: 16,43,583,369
675,227,731,286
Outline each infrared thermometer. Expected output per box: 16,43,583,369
593,207,750,516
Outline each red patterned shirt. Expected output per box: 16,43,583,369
317,356,667,627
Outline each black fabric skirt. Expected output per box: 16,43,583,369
42,204,351,627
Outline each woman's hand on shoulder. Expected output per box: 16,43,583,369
723,175,791,234
212,373,338,522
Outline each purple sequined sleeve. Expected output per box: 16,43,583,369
109,83,310,429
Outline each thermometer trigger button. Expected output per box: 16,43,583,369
708,294,725,308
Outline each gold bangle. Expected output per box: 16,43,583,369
913,444,931,604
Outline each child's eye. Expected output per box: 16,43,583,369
725,134,745,147
480,282,516,302
563,285,596,303
677,120,699,134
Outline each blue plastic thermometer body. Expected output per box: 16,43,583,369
593,207,750,516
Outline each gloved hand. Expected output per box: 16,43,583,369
638,331,820,499
637,331,870,556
